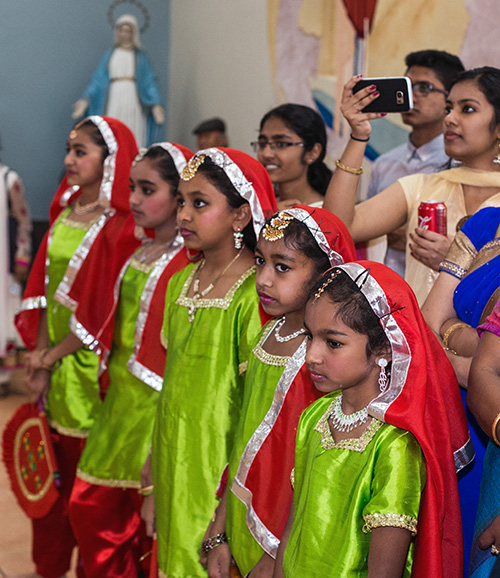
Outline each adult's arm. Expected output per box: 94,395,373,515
422,272,477,387
323,77,409,242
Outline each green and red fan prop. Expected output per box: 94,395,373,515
2,401,60,518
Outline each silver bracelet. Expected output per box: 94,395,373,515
201,532,227,553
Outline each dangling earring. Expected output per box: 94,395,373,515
494,143,500,165
377,358,388,392
233,228,244,250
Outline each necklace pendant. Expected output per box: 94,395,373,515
188,303,196,323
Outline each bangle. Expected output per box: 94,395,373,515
335,159,363,176
138,484,154,496
350,133,369,142
442,322,471,348
40,349,61,372
15,258,29,267
201,532,228,553
491,412,500,446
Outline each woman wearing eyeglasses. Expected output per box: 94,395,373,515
252,104,332,210
324,66,500,306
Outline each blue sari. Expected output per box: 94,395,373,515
440,206,500,577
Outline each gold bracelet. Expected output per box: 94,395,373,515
334,159,363,176
442,322,471,348
138,484,154,496
491,411,500,446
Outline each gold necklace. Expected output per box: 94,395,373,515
74,198,101,215
187,250,243,322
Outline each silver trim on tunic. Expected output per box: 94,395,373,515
231,340,307,558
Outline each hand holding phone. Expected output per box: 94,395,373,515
353,77,413,113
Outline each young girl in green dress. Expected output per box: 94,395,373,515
68,142,193,577
274,262,471,578
204,206,356,578
148,148,277,577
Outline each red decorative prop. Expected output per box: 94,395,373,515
2,403,60,518
342,0,378,38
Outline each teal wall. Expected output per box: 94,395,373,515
0,1,170,218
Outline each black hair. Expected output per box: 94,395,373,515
450,66,500,128
75,119,110,162
142,146,180,192
262,214,331,279
193,117,226,135
197,156,256,250
405,50,465,92
259,104,332,196
309,268,390,359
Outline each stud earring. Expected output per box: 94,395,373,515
377,358,388,392
233,228,244,250
494,143,500,165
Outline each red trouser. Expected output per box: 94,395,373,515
31,433,85,578
69,478,152,578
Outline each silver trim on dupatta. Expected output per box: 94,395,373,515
231,340,307,558
337,262,411,422
127,236,184,391
198,148,266,238
284,207,344,266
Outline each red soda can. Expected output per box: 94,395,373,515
418,201,447,236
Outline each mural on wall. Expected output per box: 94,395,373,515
267,0,500,174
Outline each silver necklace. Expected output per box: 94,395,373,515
330,394,369,432
274,316,306,343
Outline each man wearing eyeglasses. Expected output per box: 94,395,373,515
366,50,464,277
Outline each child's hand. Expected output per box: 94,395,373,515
140,494,155,537
25,368,50,403
207,543,232,578
248,552,275,577
200,520,214,568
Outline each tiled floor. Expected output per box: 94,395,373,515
0,373,76,578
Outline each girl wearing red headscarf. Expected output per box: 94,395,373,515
274,262,471,578
15,116,138,578
67,142,194,578
146,148,277,577
204,206,356,577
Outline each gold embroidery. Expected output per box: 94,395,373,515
176,266,256,315
48,420,89,439
466,238,500,276
60,212,101,231
76,469,141,489
362,512,418,536
439,260,467,279
441,231,477,278
290,467,295,489
252,321,291,367
239,361,249,376
129,255,156,274
314,399,383,452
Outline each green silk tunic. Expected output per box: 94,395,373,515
152,263,262,578
283,393,425,578
77,259,158,486
226,320,290,575
46,211,101,437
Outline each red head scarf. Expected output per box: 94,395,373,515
16,116,138,351
189,147,278,234
97,142,194,391
228,205,356,557
335,261,472,578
